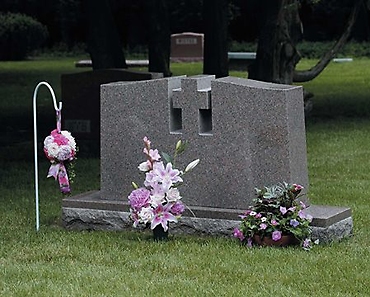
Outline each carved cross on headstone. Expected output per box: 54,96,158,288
170,75,215,136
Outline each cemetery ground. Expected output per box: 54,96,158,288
1,57,369,296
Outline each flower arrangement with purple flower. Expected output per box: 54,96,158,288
234,182,317,250
128,137,199,232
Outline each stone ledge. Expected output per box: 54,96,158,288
62,191,352,227
305,204,352,227
62,205,353,243
61,207,238,236
310,217,353,244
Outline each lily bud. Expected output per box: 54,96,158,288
175,140,182,151
184,159,200,173
143,136,151,150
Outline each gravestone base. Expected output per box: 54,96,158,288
305,205,353,243
62,191,353,243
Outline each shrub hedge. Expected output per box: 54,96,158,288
229,40,370,58
0,12,48,60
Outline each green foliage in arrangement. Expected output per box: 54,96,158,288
0,12,48,61
0,58,370,296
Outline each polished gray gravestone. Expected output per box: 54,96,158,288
99,75,308,216
62,75,352,242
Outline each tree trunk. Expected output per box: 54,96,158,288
250,0,362,85
248,0,283,82
148,0,171,77
293,0,363,82
203,0,229,78
84,0,127,70
248,0,301,84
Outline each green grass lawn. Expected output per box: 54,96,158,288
298,58,370,119
1,58,370,296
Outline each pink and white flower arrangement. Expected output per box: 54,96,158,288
44,129,76,162
44,129,77,193
234,182,317,250
128,137,199,232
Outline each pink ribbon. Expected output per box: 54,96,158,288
47,162,71,194
56,109,61,133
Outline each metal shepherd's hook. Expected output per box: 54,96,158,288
33,82,62,232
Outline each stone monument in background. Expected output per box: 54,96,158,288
61,69,163,155
170,32,204,62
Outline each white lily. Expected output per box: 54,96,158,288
138,161,150,172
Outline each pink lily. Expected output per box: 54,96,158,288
151,204,178,231
152,162,183,191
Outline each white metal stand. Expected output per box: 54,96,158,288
33,82,62,231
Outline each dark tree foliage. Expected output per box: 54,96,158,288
228,0,260,42
56,0,86,48
300,0,365,40
168,0,203,34
0,12,48,60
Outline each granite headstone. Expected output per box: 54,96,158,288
99,75,308,218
